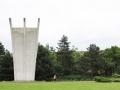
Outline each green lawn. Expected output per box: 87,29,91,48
0,81,119,90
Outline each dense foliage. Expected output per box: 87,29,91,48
56,35,74,75
0,42,14,81
1,35,120,81
35,44,54,81
103,46,120,76
80,44,105,78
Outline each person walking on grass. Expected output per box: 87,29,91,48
53,74,57,82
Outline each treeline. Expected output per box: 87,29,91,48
0,35,120,81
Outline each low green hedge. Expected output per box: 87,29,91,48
113,79,120,82
94,76,112,82
112,73,120,78
56,75,120,82
57,75,92,81
94,76,120,82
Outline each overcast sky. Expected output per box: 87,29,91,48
0,0,120,52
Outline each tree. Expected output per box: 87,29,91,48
35,43,54,81
80,44,105,78
0,50,14,81
57,35,70,51
0,42,5,67
0,42,14,81
103,46,120,75
70,46,84,74
0,42,5,55
56,35,74,75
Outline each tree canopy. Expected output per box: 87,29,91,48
35,43,54,81
1,36,120,81
80,44,105,77
0,42,14,81
103,46,120,75
56,35,74,75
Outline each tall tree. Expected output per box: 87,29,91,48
80,44,105,77
0,50,14,81
72,51,83,74
0,42,5,80
57,35,70,51
35,43,54,81
56,35,74,75
0,42,14,81
0,42,5,56
103,46,120,75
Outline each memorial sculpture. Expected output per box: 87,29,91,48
9,18,40,81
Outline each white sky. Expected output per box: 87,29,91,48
0,0,120,52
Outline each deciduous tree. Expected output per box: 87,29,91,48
103,46,120,75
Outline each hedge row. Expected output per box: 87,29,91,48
57,75,93,81
94,76,120,82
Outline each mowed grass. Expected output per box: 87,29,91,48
0,81,119,90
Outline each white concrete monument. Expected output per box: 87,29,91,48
9,18,40,81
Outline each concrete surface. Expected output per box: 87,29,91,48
9,18,40,81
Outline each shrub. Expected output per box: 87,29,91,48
112,73,120,78
94,76,102,82
57,75,92,81
113,79,120,82
94,76,112,82
111,78,120,82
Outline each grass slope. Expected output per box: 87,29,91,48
0,81,119,90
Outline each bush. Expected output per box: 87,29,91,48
111,78,120,82
113,79,120,82
112,73,120,78
94,76,102,82
57,75,92,81
94,76,112,82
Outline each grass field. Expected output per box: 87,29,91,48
0,81,119,90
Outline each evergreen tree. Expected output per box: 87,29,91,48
0,42,5,56
56,35,74,75
0,50,14,81
35,43,54,81
0,42,14,81
80,44,105,77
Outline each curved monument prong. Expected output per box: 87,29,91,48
37,18,40,29
23,18,26,34
23,18,26,28
9,18,12,31
23,18,26,80
9,18,16,80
